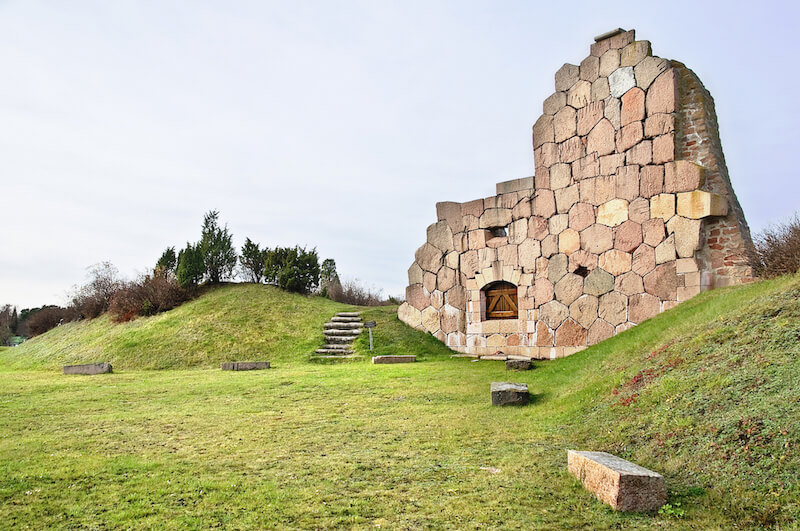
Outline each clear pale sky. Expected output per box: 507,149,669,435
1,0,797,309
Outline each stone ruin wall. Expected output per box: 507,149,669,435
398,29,754,359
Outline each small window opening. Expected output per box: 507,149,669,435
489,226,507,238
574,266,589,278
483,281,518,320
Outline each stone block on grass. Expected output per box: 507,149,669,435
505,359,532,371
490,382,529,406
221,361,270,371
63,362,112,375
372,355,416,364
567,450,666,512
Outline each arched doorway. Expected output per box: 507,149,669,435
482,281,518,320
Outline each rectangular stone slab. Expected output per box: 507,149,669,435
220,361,270,371
505,359,532,371
63,363,112,375
490,382,529,406
567,450,666,511
372,355,416,364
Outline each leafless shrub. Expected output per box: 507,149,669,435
327,279,387,306
109,271,189,322
21,306,75,337
750,214,800,278
69,262,123,319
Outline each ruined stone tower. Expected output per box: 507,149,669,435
397,29,754,359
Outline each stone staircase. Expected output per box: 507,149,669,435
312,312,363,359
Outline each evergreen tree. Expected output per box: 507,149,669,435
239,238,266,283
176,243,205,288
155,246,177,275
320,258,340,297
200,210,237,284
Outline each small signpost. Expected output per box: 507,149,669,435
364,320,377,351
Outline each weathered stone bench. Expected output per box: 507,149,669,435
490,382,529,406
505,359,532,371
220,361,270,371
372,355,416,364
63,363,112,375
567,450,666,512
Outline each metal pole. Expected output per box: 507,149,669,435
369,328,374,351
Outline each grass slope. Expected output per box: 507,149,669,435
0,284,353,370
0,276,798,528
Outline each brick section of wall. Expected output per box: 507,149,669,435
673,63,754,287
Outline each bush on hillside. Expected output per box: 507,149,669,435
109,271,189,322
69,262,123,319
264,246,320,294
326,279,385,306
19,306,75,337
751,213,800,278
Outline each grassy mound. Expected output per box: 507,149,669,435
0,276,798,527
0,284,351,370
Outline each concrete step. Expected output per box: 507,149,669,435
314,348,355,355
324,329,362,337
320,343,353,350
336,312,362,317
324,335,357,344
310,354,359,360
330,316,362,323
324,322,363,329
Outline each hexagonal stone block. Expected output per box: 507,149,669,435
634,56,668,91
560,135,586,163
615,271,644,296
406,284,430,311
620,40,652,67
540,300,569,329
555,63,580,91
533,189,557,218
599,249,632,276
584,267,614,296
533,277,555,307
588,318,615,344
581,224,613,254
639,165,664,198
597,199,629,227
649,194,675,221
628,197,650,224
620,87,645,126
577,101,604,136
570,294,599,329
631,244,656,276
555,319,588,346
415,242,444,273
533,114,555,148
609,67,635,98
568,80,592,109
559,228,581,255
569,202,596,232
616,121,643,152
599,49,620,77
666,216,702,258
655,234,677,264
543,91,567,115
555,273,584,305
554,106,577,143
548,253,569,284
644,262,679,301
586,119,616,156
599,291,627,326
646,69,677,115
614,220,643,253
628,293,660,323
421,306,440,333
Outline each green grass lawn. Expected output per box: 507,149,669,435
1,277,799,528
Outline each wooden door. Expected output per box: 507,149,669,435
485,282,518,320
